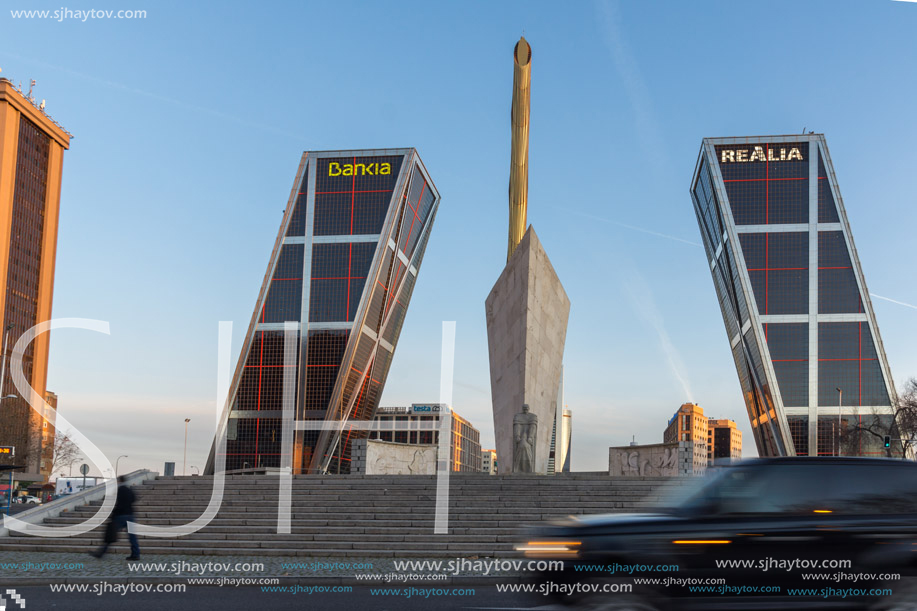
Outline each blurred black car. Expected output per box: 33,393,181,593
523,457,917,610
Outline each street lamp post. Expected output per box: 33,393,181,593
0,324,14,400
836,387,843,457
5,471,13,515
115,455,128,477
183,418,191,476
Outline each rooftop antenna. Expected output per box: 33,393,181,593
27,79,36,102
39,99,46,111
802,126,806,134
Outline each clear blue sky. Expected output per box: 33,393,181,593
2,0,916,475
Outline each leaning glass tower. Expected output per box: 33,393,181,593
206,149,441,474
690,135,897,457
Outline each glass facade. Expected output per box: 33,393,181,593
0,81,73,479
1,117,52,470
691,135,896,457
3,118,49,396
209,149,441,474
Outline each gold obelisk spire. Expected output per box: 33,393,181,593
507,36,531,262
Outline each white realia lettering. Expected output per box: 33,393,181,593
720,147,804,162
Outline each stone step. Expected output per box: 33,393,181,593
7,475,672,557
128,491,667,499
99,501,654,510
140,479,675,485
37,518,535,530
127,492,668,500
77,503,654,512
0,537,519,552
143,471,660,484
34,526,525,537
147,477,665,482
60,510,649,523
125,496,665,503
138,485,675,492
140,483,673,490
63,504,652,514
132,490,675,498
40,517,554,529
7,531,521,543
82,496,661,506
0,542,519,557
140,481,674,486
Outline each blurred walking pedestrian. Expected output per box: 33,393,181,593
90,476,140,560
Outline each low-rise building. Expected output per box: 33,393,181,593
370,403,482,472
708,419,743,462
481,449,497,475
664,403,708,469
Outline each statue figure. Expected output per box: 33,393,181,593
512,403,538,473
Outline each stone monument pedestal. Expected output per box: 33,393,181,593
486,226,569,475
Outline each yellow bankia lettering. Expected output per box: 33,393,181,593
327,161,393,177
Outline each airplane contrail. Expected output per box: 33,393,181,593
1,51,295,139
550,205,702,247
870,293,917,311
550,207,916,313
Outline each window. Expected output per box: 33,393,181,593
818,322,888,407
820,465,917,514
818,232,862,314
701,465,832,514
717,142,809,225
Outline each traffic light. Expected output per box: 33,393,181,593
884,435,891,448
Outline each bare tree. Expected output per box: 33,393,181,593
841,378,917,458
15,408,49,475
49,429,82,477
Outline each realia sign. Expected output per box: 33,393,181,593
720,146,803,163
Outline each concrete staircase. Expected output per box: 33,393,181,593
0,473,678,557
